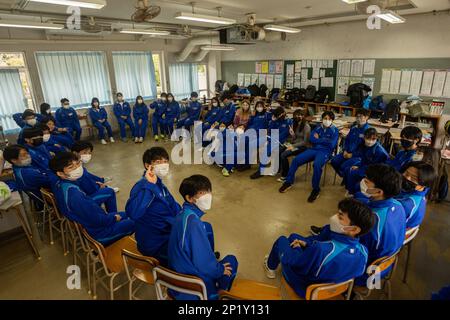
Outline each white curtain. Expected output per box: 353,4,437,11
112,52,157,101
0,69,27,132
35,52,112,108
169,63,199,100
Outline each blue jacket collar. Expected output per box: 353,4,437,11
183,202,204,218
369,197,397,208
329,230,360,245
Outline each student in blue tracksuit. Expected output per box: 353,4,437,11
49,152,135,246
113,93,135,142
40,117,74,149
168,175,238,300
177,92,202,131
89,97,115,145
250,107,293,180
149,93,167,141
133,96,149,143
201,98,222,138
125,147,181,265
71,141,118,213
21,127,52,172
246,101,272,157
355,164,406,286
38,123,67,155
17,109,39,145
217,92,236,127
13,109,44,129
279,111,339,203
55,98,82,141
39,102,54,120
264,198,373,299
396,161,436,229
344,128,390,195
387,126,423,172
331,109,370,178
161,93,180,138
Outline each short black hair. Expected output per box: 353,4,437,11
211,97,220,106
167,93,175,100
71,141,94,153
179,175,212,201
41,117,54,125
364,127,378,139
356,109,370,117
366,164,402,198
40,103,51,114
91,97,100,106
136,95,144,103
22,127,43,140
49,152,78,174
221,91,232,101
117,92,123,97
60,98,69,104
3,145,26,163
321,111,335,120
143,147,169,165
191,92,199,98
401,126,422,142
338,198,374,236
160,92,167,98
37,123,50,132
272,106,285,118
22,109,35,120
403,161,436,188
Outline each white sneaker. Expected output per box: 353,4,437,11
139,137,143,143
263,254,276,279
110,137,115,143
112,187,120,193
100,139,107,145
134,137,139,143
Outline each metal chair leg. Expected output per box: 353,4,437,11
14,206,41,259
60,219,68,255
86,254,91,295
109,273,118,300
92,260,97,299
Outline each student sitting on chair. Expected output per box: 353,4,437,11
41,117,74,149
21,127,52,173
55,98,82,141
149,93,167,141
201,98,223,146
168,175,238,300
13,109,44,129
177,92,202,132
89,97,115,145
71,141,118,213
264,198,373,299
133,95,149,144
113,92,135,142
50,152,134,246
387,126,423,172
396,161,436,229
161,93,180,139
217,91,237,127
125,147,181,265
279,111,339,203
344,128,390,195
38,123,67,155
17,109,39,145
233,99,252,129
39,102,54,121
331,109,370,180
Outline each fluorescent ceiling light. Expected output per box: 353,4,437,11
0,20,64,30
200,45,236,51
175,12,236,25
376,10,406,24
341,0,368,4
120,29,171,35
263,25,301,33
28,0,106,9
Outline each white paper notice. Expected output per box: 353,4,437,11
351,60,364,77
420,71,435,95
363,60,376,75
301,60,307,68
362,78,375,95
258,74,267,86
295,61,302,73
399,70,412,94
321,77,334,88
286,64,295,77
274,74,283,89
337,77,350,95
237,73,244,87
244,74,252,86
251,74,259,85
294,80,301,88
339,60,351,77
301,79,308,89
306,60,312,68
301,68,309,80
443,72,450,98
320,69,326,78
312,60,318,69
389,70,402,94
431,71,447,97
311,78,320,89
266,74,274,90
409,71,423,95
380,69,392,93
312,68,320,79
328,60,334,68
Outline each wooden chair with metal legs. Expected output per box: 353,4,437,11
121,249,159,300
81,228,139,300
402,226,420,284
152,266,208,300
281,276,354,300
40,188,68,255
353,252,399,300
218,278,282,300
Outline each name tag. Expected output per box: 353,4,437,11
68,113,73,116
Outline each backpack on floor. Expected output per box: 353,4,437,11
314,88,330,103
305,85,317,101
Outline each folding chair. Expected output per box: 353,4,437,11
281,276,354,300
218,278,281,300
353,252,399,300
40,188,68,254
81,229,139,300
152,266,208,300
402,226,420,284
121,249,159,300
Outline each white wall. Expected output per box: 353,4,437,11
221,13,450,61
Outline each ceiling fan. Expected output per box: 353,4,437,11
131,0,162,23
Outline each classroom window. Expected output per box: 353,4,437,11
197,64,208,98
0,52,35,132
35,51,112,109
168,63,200,100
112,51,158,102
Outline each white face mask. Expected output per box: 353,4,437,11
26,119,37,126
256,107,264,113
192,98,198,102
154,163,169,178
323,119,332,128
18,156,32,167
168,98,174,102
329,214,348,234
67,165,84,181
63,104,70,109
365,139,377,147
360,179,376,198
236,128,245,135
412,153,424,162
212,103,219,107
43,133,51,142
80,154,92,164
196,193,212,211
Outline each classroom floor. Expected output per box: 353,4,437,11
0,139,449,300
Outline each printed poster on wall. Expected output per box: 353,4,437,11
261,61,269,74
337,77,350,95
255,62,262,74
244,74,252,87
258,74,267,86
275,61,283,74
295,61,302,73
251,74,259,85
269,61,276,74
237,73,245,86
266,74,274,90
286,64,295,77
274,75,283,89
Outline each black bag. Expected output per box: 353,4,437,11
260,84,268,97
347,83,372,108
305,85,317,101
248,84,260,97
314,88,330,103
269,88,281,101
229,84,239,95
298,88,307,101
381,99,400,122
437,168,449,202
